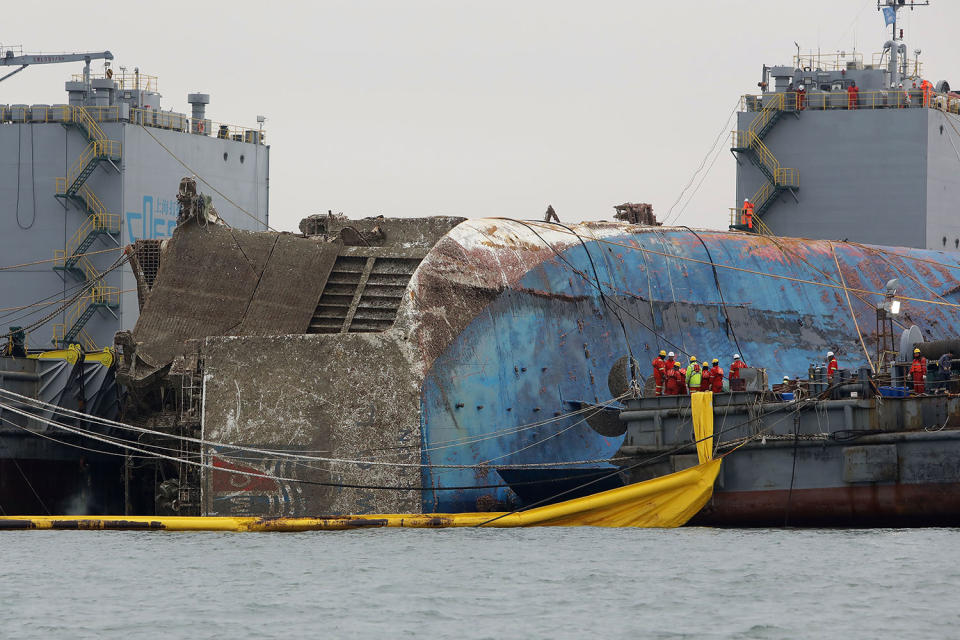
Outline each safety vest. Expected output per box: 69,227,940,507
687,362,702,389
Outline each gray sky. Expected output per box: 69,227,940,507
6,0,959,232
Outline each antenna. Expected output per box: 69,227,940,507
878,1,930,41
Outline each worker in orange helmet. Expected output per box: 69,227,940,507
910,347,928,394
742,198,755,230
678,366,688,394
652,350,666,396
709,358,724,393
847,81,859,110
826,351,839,382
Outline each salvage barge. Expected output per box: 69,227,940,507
20,194,950,525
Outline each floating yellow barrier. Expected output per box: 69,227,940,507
0,459,721,531
0,393,721,532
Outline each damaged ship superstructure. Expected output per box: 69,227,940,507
110,203,960,522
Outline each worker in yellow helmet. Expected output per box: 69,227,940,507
652,350,667,396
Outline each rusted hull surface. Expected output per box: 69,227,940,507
691,484,960,527
184,218,960,517
413,222,960,513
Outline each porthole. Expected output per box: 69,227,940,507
223,152,228,162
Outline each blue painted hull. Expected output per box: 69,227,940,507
415,223,960,512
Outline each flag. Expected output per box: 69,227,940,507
883,6,896,26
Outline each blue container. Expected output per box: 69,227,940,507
781,392,795,401
879,386,909,398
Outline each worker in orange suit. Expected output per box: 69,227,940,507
652,350,666,396
729,353,747,391
699,358,713,392
663,361,682,396
826,351,839,382
665,351,676,372
911,348,928,394
847,81,859,110
796,84,807,111
709,359,724,393
730,354,747,379
742,198,755,229
921,79,934,108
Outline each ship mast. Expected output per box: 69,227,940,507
878,0,929,86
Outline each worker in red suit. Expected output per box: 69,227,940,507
826,351,839,382
709,359,724,393
911,348,928,394
652,350,667,396
847,81,859,110
729,353,747,391
796,84,807,111
678,367,688,395
730,354,747,379
742,199,755,229
921,79,934,108
699,358,712,392
665,351,676,372
663,361,683,396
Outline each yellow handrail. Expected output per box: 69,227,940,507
71,106,107,142
741,89,953,113
71,71,159,92
62,140,122,189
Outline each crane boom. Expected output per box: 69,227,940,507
0,50,113,83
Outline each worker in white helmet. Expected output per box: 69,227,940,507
826,351,838,381
730,353,747,386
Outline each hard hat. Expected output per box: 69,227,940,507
668,351,675,357
733,354,741,359
712,358,719,364
690,355,697,362
659,350,666,356
783,375,790,381
827,351,834,357
799,84,805,90
744,198,750,203
914,347,921,353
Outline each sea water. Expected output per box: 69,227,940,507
1,527,957,639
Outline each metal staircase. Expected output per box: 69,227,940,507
52,286,120,350
730,93,799,228
52,106,123,348
308,252,423,334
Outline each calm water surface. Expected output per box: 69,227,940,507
2,528,958,639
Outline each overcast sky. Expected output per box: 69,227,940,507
5,1,959,232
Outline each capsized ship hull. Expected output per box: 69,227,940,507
111,215,960,520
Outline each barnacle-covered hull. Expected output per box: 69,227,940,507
106,214,960,520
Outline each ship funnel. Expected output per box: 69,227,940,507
188,93,210,135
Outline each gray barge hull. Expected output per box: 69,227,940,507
618,392,960,527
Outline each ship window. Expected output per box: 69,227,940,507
943,236,947,246
955,238,959,248
240,154,245,164
223,152,228,162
